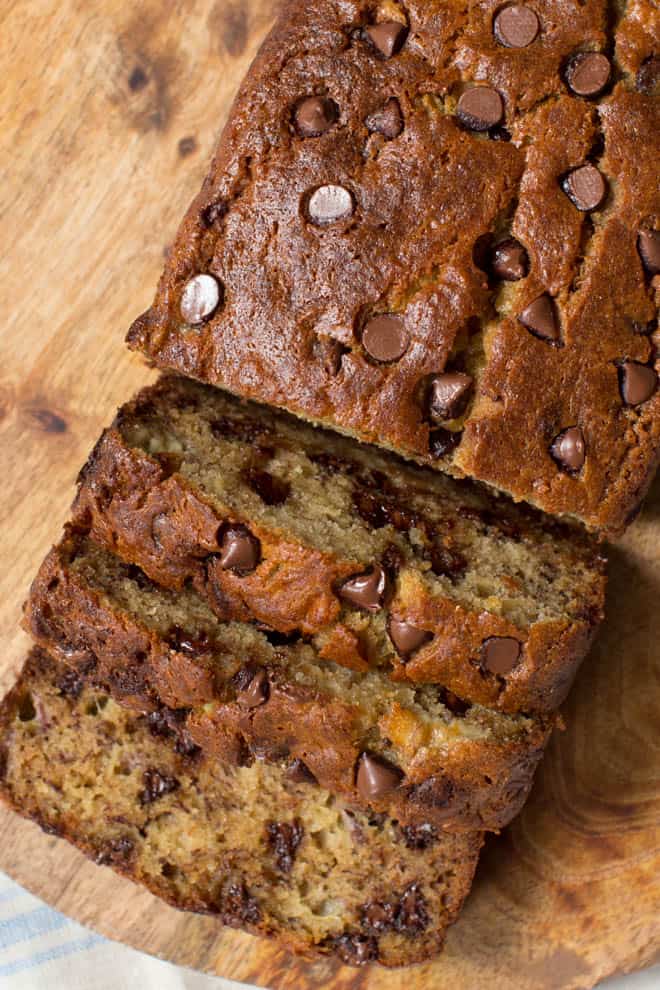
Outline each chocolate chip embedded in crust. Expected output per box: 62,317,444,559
456,87,504,131
490,238,529,281
338,565,388,612
619,361,658,406
306,185,354,225
493,5,539,48
331,932,379,966
218,524,261,574
428,372,474,421
235,666,269,708
562,164,606,211
362,314,409,363
365,97,403,139
266,819,304,873
481,636,522,675
139,767,180,805
636,54,660,95
429,427,461,459
400,822,438,849
294,95,338,137
565,52,611,97
550,426,586,473
180,274,222,324
364,21,407,58
638,229,660,276
518,294,561,343
356,751,403,799
388,617,432,658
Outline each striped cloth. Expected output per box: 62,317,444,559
1,872,657,988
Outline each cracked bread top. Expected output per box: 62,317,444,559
128,0,659,536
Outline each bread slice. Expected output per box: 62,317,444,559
0,648,483,967
26,527,551,832
74,376,606,715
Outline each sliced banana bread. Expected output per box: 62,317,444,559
26,526,551,832
74,376,606,715
0,649,483,967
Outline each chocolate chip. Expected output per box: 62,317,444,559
638,229,660,276
294,96,338,137
550,426,586,473
393,884,429,934
287,758,317,784
306,185,354,225
139,767,180,805
489,237,529,280
481,636,521,675
388,617,432,658
493,5,539,48
338,565,388,612
220,881,261,926
364,21,407,58
361,314,409,362
218,524,260,574
429,545,468,582
636,54,660,95
180,274,222,324
365,97,403,139
456,87,504,131
356,751,403,799
95,836,135,866
235,666,269,708
400,822,438,849
331,933,379,966
428,427,461,459
166,625,212,655
518,294,561,343
266,820,304,872
56,668,86,699
619,360,658,405
428,372,473,421
565,52,611,96
242,467,291,506
562,164,606,211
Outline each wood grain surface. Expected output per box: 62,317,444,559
0,2,658,988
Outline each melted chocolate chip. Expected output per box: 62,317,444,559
429,544,468,582
550,426,586,473
362,314,409,362
388,617,432,658
306,185,354,225
457,87,504,131
210,415,270,445
363,883,429,935
217,524,261,574
338,565,388,612
166,625,212,655
428,372,473,421
619,360,658,406
481,636,522,675
356,751,403,799
352,486,417,532
331,932,379,965
429,427,461,459
636,55,660,95
518,294,561,343
220,881,261,925
235,666,269,708
294,95,338,137
364,21,407,58
493,5,539,48
638,229,660,276
366,97,404,139
489,237,529,281
562,164,606,211
266,819,304,872
180,274,222,324
287,758,318,784
139,767,180,805
400,822,438,849
95,836,135,866
565,52,611,97
242,467,291,506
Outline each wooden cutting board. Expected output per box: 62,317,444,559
0,2,658,988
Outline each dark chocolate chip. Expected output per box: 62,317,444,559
331,932,379,966
636,55,660,95
266,819,304,873
180,274,222,324
294,95,338,137
242,467,291,506
139,767,180,805
429,427,461,459
456,87,504,131
210,415,270,445
565,52,611,96
356,751,403,799
364,21,407,58
56,668,86,699
394,884,430,934
361,314,409,362
619,360,658,406
366,97,404,139
95,836,135,866
489,237,529,281
236,666,269,708
220,881,261,926
306,185,354,225
518,294,561,342
338,565,388,612
481,636,522,675
218,524,261,574
400,822,438,849
562,164,606,211
493,5,539,48
550,426,586,473
428,372,474,421
388,617,432,658
166,625,212,655
287,758,318,784
638,229,660,276
429,544,468,582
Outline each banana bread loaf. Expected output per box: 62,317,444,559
74,376,606,715
0,649,483,967
26,527,551,832
127,0,660,537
